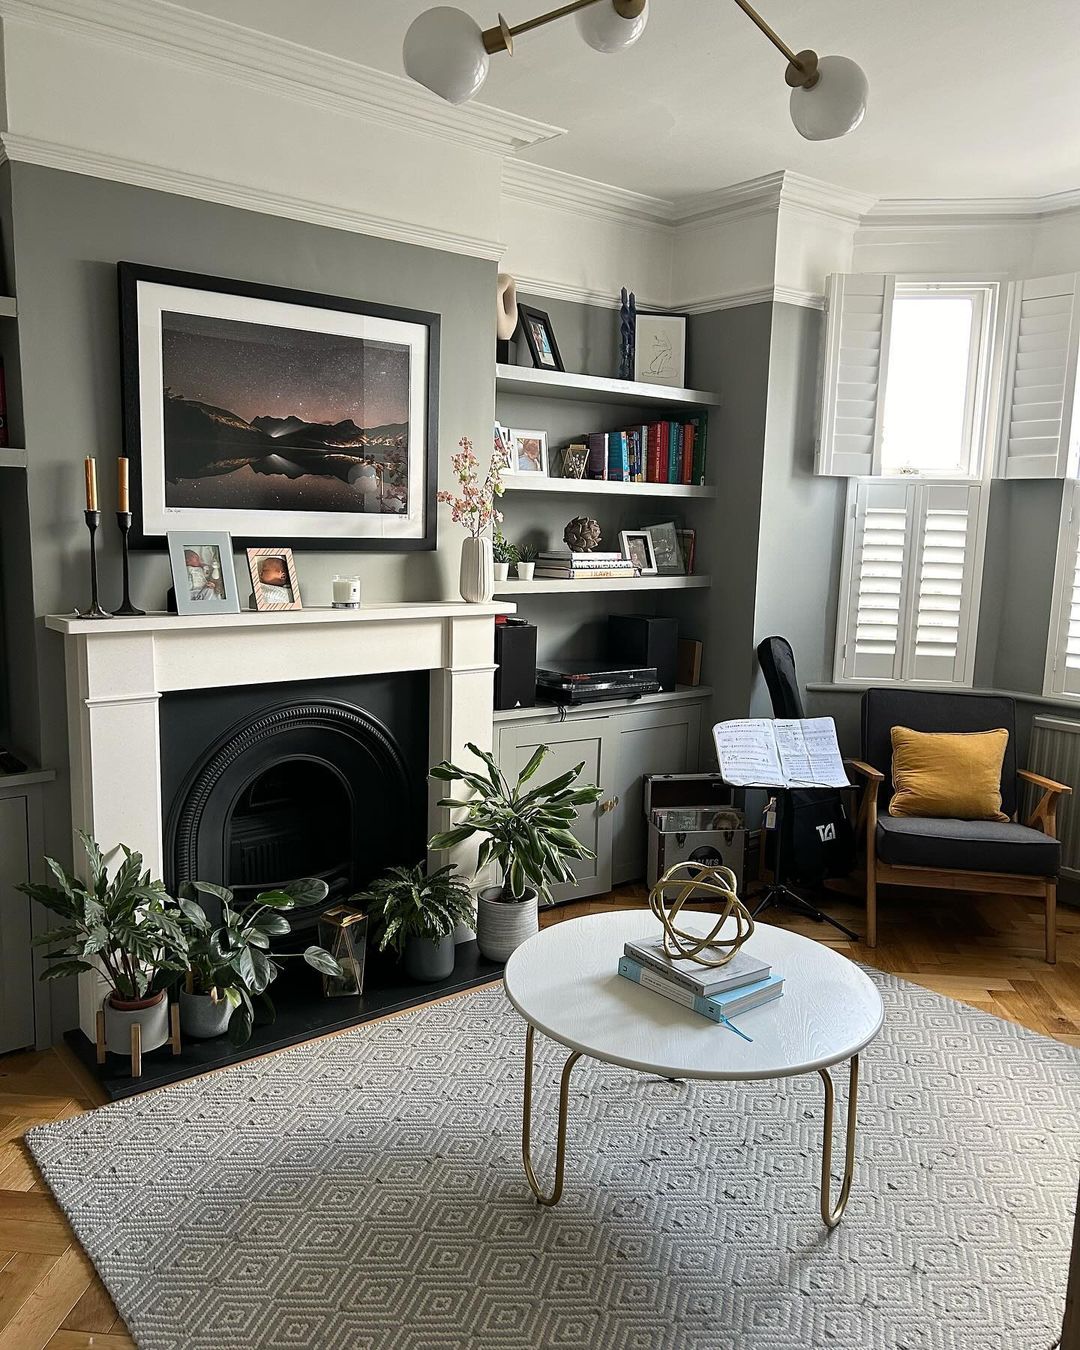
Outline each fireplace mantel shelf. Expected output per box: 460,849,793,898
45,601,515,636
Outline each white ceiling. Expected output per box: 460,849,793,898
169,0,1080,202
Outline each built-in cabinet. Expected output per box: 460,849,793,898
494,688,709,903
0,774,49,1053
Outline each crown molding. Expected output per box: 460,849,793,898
777,171,877,226
0,133,507,260
671,172,786,229
864,187,1080,229
502,159,673,230
677,284,825,314
0,0,564,157
509,273,667,310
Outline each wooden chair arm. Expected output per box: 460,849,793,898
1018,768,1072,796
845,758,885,784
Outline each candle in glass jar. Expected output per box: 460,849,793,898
332,575,361,609
117,456,129,513
83,456,98,512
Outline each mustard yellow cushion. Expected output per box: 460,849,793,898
888,726,1009,822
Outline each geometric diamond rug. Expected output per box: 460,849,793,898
26,969,1080,1350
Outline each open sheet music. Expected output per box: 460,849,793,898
712,717,849,789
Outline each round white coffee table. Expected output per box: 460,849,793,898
503,910,884,1226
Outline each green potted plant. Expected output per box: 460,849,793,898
355,862,475,982
19,832,189,1063
175,878,342,1045
429,743,603,960
516,543,538,581
492,529,518,583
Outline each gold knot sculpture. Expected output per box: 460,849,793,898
647,861,755,968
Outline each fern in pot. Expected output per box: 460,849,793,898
429,743,603,961
355,862,475,983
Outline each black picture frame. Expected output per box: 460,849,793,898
517,303,565,373
118,262,440,551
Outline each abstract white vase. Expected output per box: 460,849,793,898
459,536,495,603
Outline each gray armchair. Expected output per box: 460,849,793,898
847,689,1070,963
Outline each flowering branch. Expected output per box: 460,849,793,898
437,435,505,540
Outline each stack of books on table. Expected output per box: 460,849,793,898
534,551,637,581
618,937,783,1025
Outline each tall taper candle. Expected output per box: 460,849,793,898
84,456,98,512
117,456,129,513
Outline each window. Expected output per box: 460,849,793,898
1045,481,1080,697
816,275,997,479
834,479,987,685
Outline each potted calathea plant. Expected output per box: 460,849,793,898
429,743,603,961
356,862,475,983
19,832,188,1061
175,878,342,1045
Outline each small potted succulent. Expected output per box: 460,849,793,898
516,543,538,581
175,878,342,1045
355,862,475,982
429,743,603,960
492,529,518,583
20,832,189,1063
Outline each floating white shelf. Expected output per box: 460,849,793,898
494,574,710,596
496,364,721,409
0,297,17,319
502,476,715,500
0,448,27,468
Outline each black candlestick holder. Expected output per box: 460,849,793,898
75,509,111,620
111,511,145,617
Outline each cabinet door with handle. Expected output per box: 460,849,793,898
496,717,612,903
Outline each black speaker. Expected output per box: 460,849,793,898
607,614,679,691
494,620,537,710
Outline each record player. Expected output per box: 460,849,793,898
536,659,660,706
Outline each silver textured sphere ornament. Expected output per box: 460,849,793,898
647,861,754,967
563,516,603,552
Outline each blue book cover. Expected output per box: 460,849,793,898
618,956,783,1026
668,422,680,483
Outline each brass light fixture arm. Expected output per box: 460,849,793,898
483,0,647,55
729,0,821,88
818,1054,860,1228
521,1023,582,1206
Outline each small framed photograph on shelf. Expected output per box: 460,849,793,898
634,312,687,387
167,531,241,615
676,527,696,575
506,429,549,475
518,304,564,372
620,529,658,575
645,521,686,575
246,546,302,611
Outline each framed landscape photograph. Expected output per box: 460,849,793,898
634,312,687,387
246,546,302,611
166,531,241,615
506,429,549,475
119,263,440,550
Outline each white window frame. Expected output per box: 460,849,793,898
1044,479,1080,697
833,477,989,688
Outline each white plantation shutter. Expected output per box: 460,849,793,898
1045,482,1080,696
999,273,1080,479
836,479,986,685
816,273,895,476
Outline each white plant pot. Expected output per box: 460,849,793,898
179,988,233,1040
102,989,170,1056
460,536,495,603
476,885,539,962
493,561,510,582
516,561,535,581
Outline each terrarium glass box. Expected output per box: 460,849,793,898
317,906,368,997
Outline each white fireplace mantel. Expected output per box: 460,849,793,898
46,602,513,1039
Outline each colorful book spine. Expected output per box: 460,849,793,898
667,422,680,484
647,424,661,482
618,957,769,1039
535,568,636,580
691,415,708,486
586,433,608,480
681,422,694,485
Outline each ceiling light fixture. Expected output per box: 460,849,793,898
403,0,866,141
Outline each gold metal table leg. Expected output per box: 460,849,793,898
817,1054,860,1228
521,1023,581,1206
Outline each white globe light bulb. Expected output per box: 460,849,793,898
789,54,868,141
575,0,649,54
403,7,490,105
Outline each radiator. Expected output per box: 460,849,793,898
1026,716,1080,878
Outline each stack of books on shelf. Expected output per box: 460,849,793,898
618,936,783,1027
534,551,637,581
580,417,708,485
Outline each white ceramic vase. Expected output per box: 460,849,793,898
102,989,170,1056
460,536,495,603
475,885,539,962
516,561,535,581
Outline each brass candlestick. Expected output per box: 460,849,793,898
76,510,111,620
111,511,145,617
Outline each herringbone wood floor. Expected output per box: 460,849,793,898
1,884,1077,1348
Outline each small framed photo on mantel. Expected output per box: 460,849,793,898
634,312,687,388
246,546,302,611
167,531,241,615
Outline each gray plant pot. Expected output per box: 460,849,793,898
404,933,456,983
475,885,539,962
102,990,170,1056
179,988,233,1040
